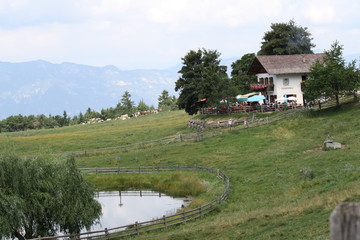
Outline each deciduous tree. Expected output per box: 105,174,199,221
230,53,257,94
258,20,315,56
305,41,360,106
175,49,230,115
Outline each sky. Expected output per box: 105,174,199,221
0,0,359,70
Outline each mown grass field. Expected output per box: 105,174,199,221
1,102,360,240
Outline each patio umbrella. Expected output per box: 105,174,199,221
287,96,298,101
247,95,266,102
236,94,248,103
276,97,288,102
243,92,258,98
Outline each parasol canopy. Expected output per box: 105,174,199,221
287,96,298,101
246,95,266,102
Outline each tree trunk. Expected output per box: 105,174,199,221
13,231,25,240
335,94,340,106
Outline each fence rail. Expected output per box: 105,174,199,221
30,165,230,240
62,109,304,158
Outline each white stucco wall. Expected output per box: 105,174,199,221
256,73,304,104
274,74,303,104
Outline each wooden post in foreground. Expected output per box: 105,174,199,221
330,203,360,240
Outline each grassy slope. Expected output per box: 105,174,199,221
1,104,360,240
0,111,192,155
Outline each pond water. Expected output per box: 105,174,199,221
86,190,190,231
2,190,188,240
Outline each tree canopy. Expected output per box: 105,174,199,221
0,155,101,240
304,41,360,106
158,90,177,111
0,90,149,133
175,48,232,115
258,20,315,56
116,90,135,115
230,53,257,94
137,99,150,112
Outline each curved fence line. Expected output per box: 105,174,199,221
62,109,303,157
30,165,230,240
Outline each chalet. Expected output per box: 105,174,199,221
247,53,325,105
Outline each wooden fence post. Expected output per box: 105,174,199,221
163,215,167,227
330,202,360,240
105,228,109,239
135,221,139,235
70,233,77,240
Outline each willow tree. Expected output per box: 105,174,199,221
0,155,101,240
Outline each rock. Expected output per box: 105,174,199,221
323,134,342,149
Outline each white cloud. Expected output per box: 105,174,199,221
114,81,131,86
0,24,65,61
303,0,337,24
0,0,359,69
90,0,134,16
0,0,27,11
146,0,286,29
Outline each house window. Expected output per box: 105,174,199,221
283,78,289,86
269,77,273,85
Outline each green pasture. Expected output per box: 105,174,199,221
1,102,360,239
0,111,192,155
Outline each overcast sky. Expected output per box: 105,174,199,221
0,0,359,70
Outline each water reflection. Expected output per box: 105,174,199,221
88,190,189,231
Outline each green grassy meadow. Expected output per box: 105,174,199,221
1,103,360,239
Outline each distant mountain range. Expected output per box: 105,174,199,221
0,53,358,120
0,60,182,119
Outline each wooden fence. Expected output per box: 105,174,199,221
200,104,303,115
30,165,230,240
61,109,303,158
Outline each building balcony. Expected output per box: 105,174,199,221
250,84,274,92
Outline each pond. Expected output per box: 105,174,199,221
86,189,191,231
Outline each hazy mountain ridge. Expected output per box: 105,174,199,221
0,60,180,119
1,53,359,120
